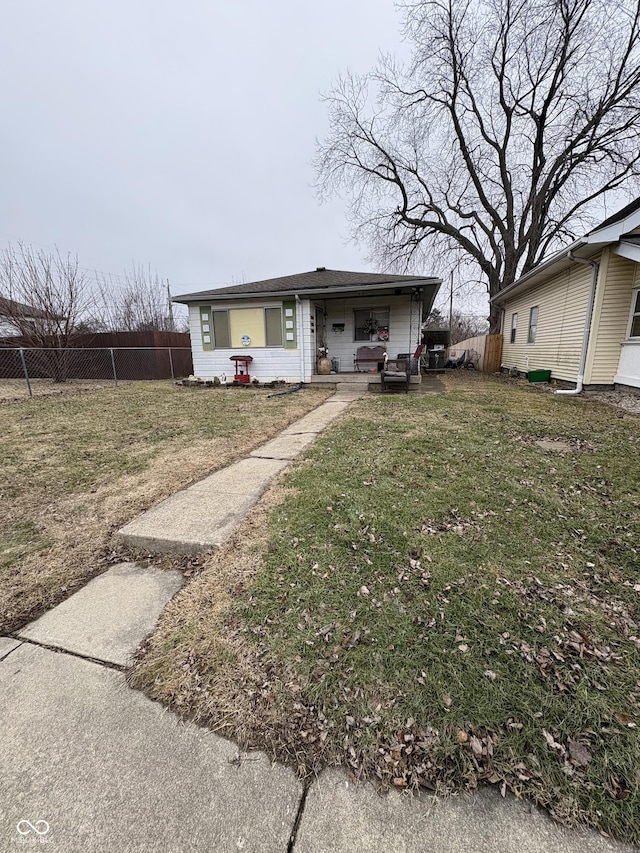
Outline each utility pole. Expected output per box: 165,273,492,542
449,269,454,338
167,279,175,331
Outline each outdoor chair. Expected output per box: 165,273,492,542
380,354,409,393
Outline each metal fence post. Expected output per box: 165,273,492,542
19,348,33,398
168,348,175,381
109,348,118,387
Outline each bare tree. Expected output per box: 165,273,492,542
0,243,94,380
315,0,640,329
424,306,488,343
93,264,178,332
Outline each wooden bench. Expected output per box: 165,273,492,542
354,345,386,372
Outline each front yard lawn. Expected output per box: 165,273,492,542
130,374,640,844
0,381,331,633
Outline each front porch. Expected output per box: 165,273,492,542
308,371,422,392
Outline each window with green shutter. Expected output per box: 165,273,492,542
199,307,230,350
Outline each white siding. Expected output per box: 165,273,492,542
188,300,302,382
586,252,638,384
500,262,593,382
187,293,421,380
316,295,417,372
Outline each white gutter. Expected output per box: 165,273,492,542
555,252,599,396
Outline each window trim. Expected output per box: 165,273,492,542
200,305,289,349
527,306,538,344
353,307,391,343
510,312,518,344
627,288,640,339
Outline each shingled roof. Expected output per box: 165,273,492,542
174,268,439,303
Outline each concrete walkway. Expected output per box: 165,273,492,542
1,387,635,851
117,389,362,553
1,562,634,852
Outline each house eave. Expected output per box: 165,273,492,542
174,279,441,304
489,240,609,304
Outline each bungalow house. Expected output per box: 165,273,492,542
173,268,441,384
492,198,640,391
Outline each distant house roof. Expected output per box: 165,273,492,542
0,296,50,319
174,268,440,303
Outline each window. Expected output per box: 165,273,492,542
528,306,538,343
354,308,390,342
629,289,640,337
265,307,283,346
510,313,518,344
213,310,230,348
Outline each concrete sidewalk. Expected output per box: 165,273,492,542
1,561,634,852
1,386,635,851
117,389,362,553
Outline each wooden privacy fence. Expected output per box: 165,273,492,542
445,334,503,372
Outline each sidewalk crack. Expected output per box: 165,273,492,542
287,779,311,853
8,635,125,672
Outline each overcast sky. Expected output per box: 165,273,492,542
0,1,419,301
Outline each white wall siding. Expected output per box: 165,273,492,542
586,252,638,384
188,301,302,382
315,295,417,372
500,263,593,382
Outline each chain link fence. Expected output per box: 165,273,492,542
0,347,193,399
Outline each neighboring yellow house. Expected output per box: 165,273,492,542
492,199,640,391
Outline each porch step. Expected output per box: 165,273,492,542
336,382,377,394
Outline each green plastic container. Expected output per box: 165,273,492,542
528,369,551,383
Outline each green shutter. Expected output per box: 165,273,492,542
282,300,297,349
199,306,213,351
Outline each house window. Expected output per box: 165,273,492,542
265,307,283,346
354,308,390,342
213,310,230,348
510,313,518,344
629,289,640,337
528,306,538,343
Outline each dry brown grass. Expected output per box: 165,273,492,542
0,381,332,633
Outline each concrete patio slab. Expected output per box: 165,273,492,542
18,563,183,666
295,769,633,853
0,637,21,660
250,431,318,460
0,644,301,852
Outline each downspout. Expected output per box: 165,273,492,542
555,252,599,396
295,294,305,382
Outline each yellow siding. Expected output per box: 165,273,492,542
500,263,593,382
585,253,638,384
